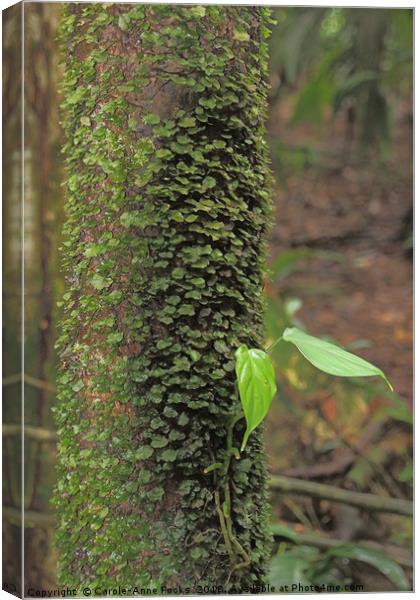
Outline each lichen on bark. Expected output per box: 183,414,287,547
54,3,273,590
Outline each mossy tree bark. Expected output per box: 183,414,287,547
55,4,273,590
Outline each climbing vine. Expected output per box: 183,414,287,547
204,325,392,584
54,3,274,591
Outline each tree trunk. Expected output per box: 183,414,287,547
23,3,63,589
3,4,23,594
54,4,273,590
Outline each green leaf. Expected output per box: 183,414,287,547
202,176,217,190
161,449,178,462
150,436,168,449
90,274,111,291
179,116,196,128
235,345,277,451
282,327,393,390
143,113,160,126
118,13,130,31
98,507,109,519
84,244,102,258
72,380,84,393
326,545,410,591
269,553,311,588
178,304,195,316
233,29,250,43
106,332,123,344
270,523,301,544
190,5,206,17
135,446,154,461
156,148,173,160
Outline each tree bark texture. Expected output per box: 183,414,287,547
54,4,273,590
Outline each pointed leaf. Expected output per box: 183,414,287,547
326,545,410,591
270,523,301,544
283,327,392,390
235,345,277,451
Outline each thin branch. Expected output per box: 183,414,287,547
269,475,412,517
3,424,57,442
2,374,21,387
2,373,56,394
24,374,57,393
3,506,55,528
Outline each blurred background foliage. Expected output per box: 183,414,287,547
269,7,412,149
265,6,412,591
3,4,412,593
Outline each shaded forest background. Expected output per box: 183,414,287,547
3,4,413,592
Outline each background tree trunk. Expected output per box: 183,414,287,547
23,3,63,589
3,3,63,592
55,4,273,589
3,4,23,593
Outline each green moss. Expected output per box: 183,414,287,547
54,2,274,591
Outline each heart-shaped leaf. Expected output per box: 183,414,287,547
235,345,277,451
282,327,393,390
